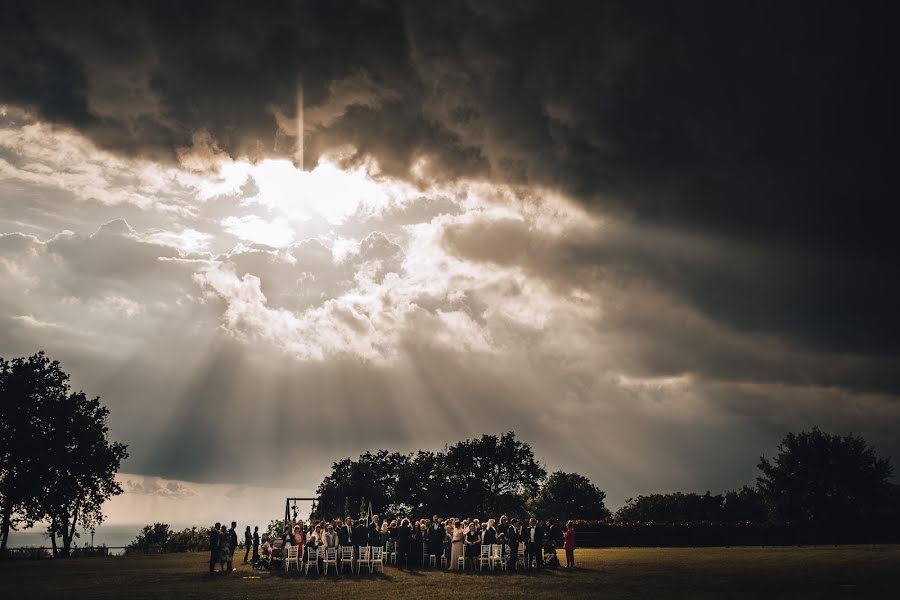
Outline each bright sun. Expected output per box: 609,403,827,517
203,157,412,247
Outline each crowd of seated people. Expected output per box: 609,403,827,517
251,513,576,574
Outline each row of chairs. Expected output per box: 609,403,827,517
283,545,386,575
401,543,529,572
283,542,535,575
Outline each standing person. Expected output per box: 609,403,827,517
368,514,381,548
449,521,465,571
505,519,520,572
429,517,444,567
563,521,576,568
338,517,353,547
324,524,339,548
525,518,544,571
209,522,221,573
483,519,497,546
252,526,260,563
352,518,367,569
395,518,411,570
228,522,238,571
243,526,252,563
464,522,481,571
218,524,230,573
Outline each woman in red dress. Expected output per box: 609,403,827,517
563,521,576,568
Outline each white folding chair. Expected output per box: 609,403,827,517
370,546,384,573
339,545,354,574
385,544,396,566
323,547,338,575
478,544,492,571
489,543,504,571
303,546,319,574
284,545,299,573
457,555,465,571
357,546,372,574
516,542,526,571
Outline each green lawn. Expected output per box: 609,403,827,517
2,546,899,599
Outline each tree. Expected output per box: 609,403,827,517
615,492,726,522
41,389,129,557
0,353,70,556
0,352,128,558
439,432,546,517
130,523,172,552
314,432,546,519
722,485,767,522
757,427,893,525
315,450,411,518
531,471,611,521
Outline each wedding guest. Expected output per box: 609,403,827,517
464,522,481,571
428,517,443,566
243,526,252,563
379,520,389,548
338,517,353,547
412,521,425,567
563,521,576,568
228,522,238,570
209,522,220,573
483,518,497,546
450,521,465,571
368,514,381,547
443,523,452,565
525,518,544,571
395,518,411,569
324,524,339,548
506,519,521,572
252,526,260,562
219,524,230,573
293,525,305,548
497,515,508,545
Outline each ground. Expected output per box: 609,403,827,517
2,546,899,599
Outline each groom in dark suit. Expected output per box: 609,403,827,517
505,518,521,572
525,518,544,571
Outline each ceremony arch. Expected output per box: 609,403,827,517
284,497,318,525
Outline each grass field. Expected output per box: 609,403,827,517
2,546,899,599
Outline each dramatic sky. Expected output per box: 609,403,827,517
1,1,898,531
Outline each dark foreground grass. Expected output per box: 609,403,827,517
2,545,899,599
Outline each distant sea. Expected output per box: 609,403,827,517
6,523,191,552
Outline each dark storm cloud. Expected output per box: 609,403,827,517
2,2,897,383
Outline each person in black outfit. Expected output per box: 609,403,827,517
429,519,444,566
352,518,367,568
395,518,411,569
209,522,220,573
228,522,238,571
367,514,381,547
252,526,260,563
547,518,563,567
243,526,252,563
464,523,481,571
483,519,497,546
338,517,353,547
505,519,520,572
524,518,544,571
412,522,424,567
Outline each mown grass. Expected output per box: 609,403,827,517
2,545,899,599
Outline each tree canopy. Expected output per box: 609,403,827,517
0,352,128,558
757,427,893,525
531,471,611,521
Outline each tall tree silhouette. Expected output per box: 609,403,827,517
532,471,611,521
757,427,893,525
0,352,127,558
1,353,69,556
